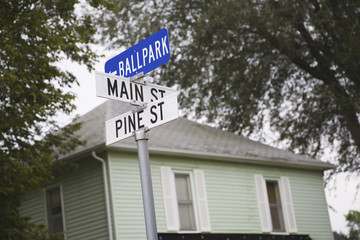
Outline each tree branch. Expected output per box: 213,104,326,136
255,22,360,153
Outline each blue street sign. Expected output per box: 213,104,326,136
105,28,170,78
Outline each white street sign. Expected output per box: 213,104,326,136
95,71,176,104
106,92,179,145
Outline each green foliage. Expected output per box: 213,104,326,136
98,0,360,174
0,0,113,238
336,210,360,240
346,210,360,240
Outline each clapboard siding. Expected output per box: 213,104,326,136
20,156,109,240
108,151,147,240
19,188,46,225
61,157,108,240
108,151,332,240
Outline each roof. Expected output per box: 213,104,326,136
65,100,334,170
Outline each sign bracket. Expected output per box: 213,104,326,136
130,72,146,85
131,101,147,113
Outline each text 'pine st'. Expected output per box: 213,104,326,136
115,102,164,137
95,71,176,104
106,93,178,145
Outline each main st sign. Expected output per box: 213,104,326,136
95,71,176,104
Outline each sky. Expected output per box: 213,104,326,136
58,47,359,236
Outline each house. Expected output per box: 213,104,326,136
20,100,335,240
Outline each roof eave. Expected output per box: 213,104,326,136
106,144,335,171
60,143,107,161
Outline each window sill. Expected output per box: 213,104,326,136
270,232,290,235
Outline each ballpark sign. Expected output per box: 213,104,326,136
105,28,170,78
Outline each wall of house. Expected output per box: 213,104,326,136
108,150,333,240
20,155,110,240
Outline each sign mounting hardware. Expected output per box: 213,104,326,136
130,72,146,85
131,102,147,114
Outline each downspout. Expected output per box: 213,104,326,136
92,151,113,240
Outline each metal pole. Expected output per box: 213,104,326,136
134,128,158,240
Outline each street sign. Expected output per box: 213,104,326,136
105,28,170,78
95,71,176,104
105,92,178,145
100,28,174,240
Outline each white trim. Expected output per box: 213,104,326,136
107,153,119,240
280,177,297,233
45,184,67,240
92,151,114,240
254,175,272,233
265,178,287,234
193,169,211,232
161,167,211,233
160,166,179,231
59,185,66,240
255,175,298,234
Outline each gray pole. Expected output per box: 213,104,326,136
134,128,158,240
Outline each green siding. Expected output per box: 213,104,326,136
108,151,333,240
20,156,110,240
108,152,146,240
19,188,46,225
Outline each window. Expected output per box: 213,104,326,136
266,180,285,232
255,175,297,233
46,185,65,235
161,167,211,232
175,173,196,231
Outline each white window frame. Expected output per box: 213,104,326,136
44,184,67,239
173,170,200,233
254,175,297,234
265,178,287,234
161,167,211,233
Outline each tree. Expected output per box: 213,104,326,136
0,0,113,238
336,210,360,240
98,0,360,175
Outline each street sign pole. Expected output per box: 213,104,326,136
134,128,158,240
98,28,177,240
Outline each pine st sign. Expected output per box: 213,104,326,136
95,71,176,104
105,93,178,144
105,28,170,77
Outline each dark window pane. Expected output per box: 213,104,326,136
46,186,64,235
49,215,64,233
270,205,285,232
266,181,278,204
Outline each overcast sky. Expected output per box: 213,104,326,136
58,47,359,235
